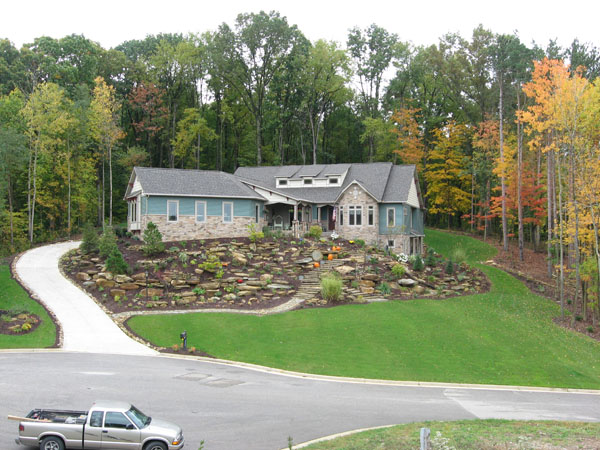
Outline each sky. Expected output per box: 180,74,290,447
2,0,598,51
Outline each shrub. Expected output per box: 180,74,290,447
445,259,455,275
376,282,392,295
391,263,406,279
320,272,343,302
355,239,366,248
425,248,437,267
307,225,322,240
412,255,424,272
142,222,165,256
98,226,118,259
450,247,467,263
80,223,99,254
198,254,222,273
178,251,189,264
587,326,594,333
105,247,129,274
247,223,265,242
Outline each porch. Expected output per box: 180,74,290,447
265,202,335,238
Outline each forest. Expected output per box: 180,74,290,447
1,11,599,321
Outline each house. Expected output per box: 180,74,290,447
125,162,425,255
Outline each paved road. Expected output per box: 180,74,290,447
14,241,156,355
2,352,600,450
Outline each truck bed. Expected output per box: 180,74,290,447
26,408,88,424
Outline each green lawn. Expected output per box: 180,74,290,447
127,229,600,389
0,264,57,348
301,420,600,449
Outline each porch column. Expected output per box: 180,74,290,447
292,203,299,238
317,206,321,223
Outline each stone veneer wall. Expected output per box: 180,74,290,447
142,214,265,242
336,184,379,246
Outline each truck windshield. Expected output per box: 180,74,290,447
125,405,151,428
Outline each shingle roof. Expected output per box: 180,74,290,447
234,163,418,205
129,167,266,200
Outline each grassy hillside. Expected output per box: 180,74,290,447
128,230,600,389
0,264,56,348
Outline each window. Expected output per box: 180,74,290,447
387,207,395,228
223,202,233,223
368,206,374,226
339,206,344,225
329,178,338,184
404,206,411,229
278,179,288,186
104,412,132,429
303,178,313,185
167,200,178,222
129,200,137,223
89,411,103,428
195,201,206,223
387,240,395,248
255,204,260,223
348,206,362,226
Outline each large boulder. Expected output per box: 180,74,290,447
398,278,418,287
96,278,116,289
76,272,91,281
334,265,355,276
119,283,139,291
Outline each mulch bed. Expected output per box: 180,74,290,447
0,310,41,335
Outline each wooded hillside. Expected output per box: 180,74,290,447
1,11,599,323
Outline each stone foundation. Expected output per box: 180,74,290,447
142,215,265,242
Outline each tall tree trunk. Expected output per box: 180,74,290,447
101,157,105,227
547,146,555,277
256,115,262,166
8,172,14,248
590,205,600,326
67,143,71,237
108,142,113,227
517,88,524,261
28,142,39,244
570,145,581,324
499,76,508,252
557,151,565,320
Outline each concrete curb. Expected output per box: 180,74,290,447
3,349,599,395
279,424,397,450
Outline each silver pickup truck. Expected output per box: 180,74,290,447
15,400,184,450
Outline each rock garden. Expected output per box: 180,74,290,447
0,310,41,335
60,224,489,315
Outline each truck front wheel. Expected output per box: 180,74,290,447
144,441,167,450
40,436,65,450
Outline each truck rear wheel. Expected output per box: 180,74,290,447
41,436,65,450
144,441,167,450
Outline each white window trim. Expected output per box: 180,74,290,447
195,200,206,223
255,204,260,223
348,205,363,226
339,206,344,226
387,207,395,228
222,201,233,224
167,200,179,223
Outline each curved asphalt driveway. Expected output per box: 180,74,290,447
14,241,156,355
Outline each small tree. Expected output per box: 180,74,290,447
142,222,165,256
80,223,99,254
412,255,424,272
98,226,118,259
105,247,129,274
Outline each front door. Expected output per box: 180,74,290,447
101,411,140,449
328,206,335,230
